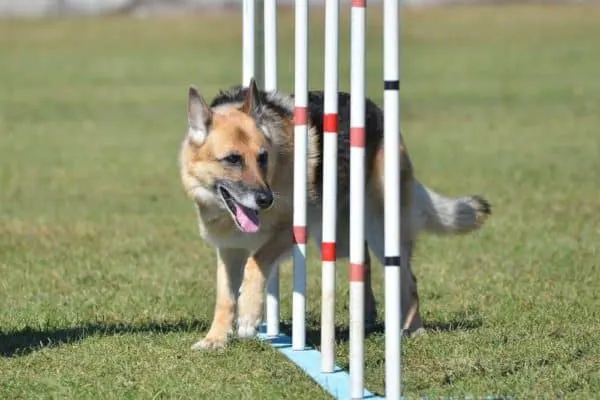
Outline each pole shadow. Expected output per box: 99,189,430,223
278,310,483,348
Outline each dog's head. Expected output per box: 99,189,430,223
179,78,277,233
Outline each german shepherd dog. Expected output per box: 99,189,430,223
179,78,491,349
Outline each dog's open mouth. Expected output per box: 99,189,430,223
218,185,261,233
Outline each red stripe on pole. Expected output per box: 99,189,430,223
323,113,338,133
321,242,336,262
350,127,365,148
351,0,366,7
349,263,365,282
293,226,307,244
294,107,308,125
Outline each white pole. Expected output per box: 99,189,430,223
242,0,255,86
384,0,403,398
320,0,339,375
255,0,265,88
349,0,366,397
263,0,277,93
263,0,280,338
292,0,309,352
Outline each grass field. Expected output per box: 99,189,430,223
1,4,599,399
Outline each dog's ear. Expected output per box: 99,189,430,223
241,77,263,120
187,85,213,145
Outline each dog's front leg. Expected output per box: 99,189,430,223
191,248,248,350
237,231,293,339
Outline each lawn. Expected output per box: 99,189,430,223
1,4,599,399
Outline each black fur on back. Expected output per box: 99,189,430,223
304,91,385,203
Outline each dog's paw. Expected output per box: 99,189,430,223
237,316,260,339
413,327,427,337
191,335,228,350
403,327,427,338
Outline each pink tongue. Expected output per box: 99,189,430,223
234,203,260,233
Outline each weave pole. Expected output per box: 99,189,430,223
263,0,281,338
292,0,309,351
384,0,403,397
320,0,340,374
349,0,367,397
244,0,279,336
242,0,256,86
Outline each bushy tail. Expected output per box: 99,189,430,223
413,180,492,235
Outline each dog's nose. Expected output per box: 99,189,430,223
255,189,274,210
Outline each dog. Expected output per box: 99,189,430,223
178,78,491,349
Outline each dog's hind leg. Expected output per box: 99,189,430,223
364,143,424,335
363,243,378,328
317,205,377,328
364,199,423,335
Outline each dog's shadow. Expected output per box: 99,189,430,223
280,311,483,348
0,319,210,358
1,312,482,358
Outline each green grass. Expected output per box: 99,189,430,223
1,4,599,399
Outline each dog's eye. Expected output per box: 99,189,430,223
257,150,268,167
220,153,243,166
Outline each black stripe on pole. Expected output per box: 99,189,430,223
383,80,400,91
384,256,401,266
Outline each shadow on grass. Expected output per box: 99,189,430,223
424,310,484,333
278,311,483,348
279,320,387,347
0,319,209,358
1,312,482,359
424,318,483,333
